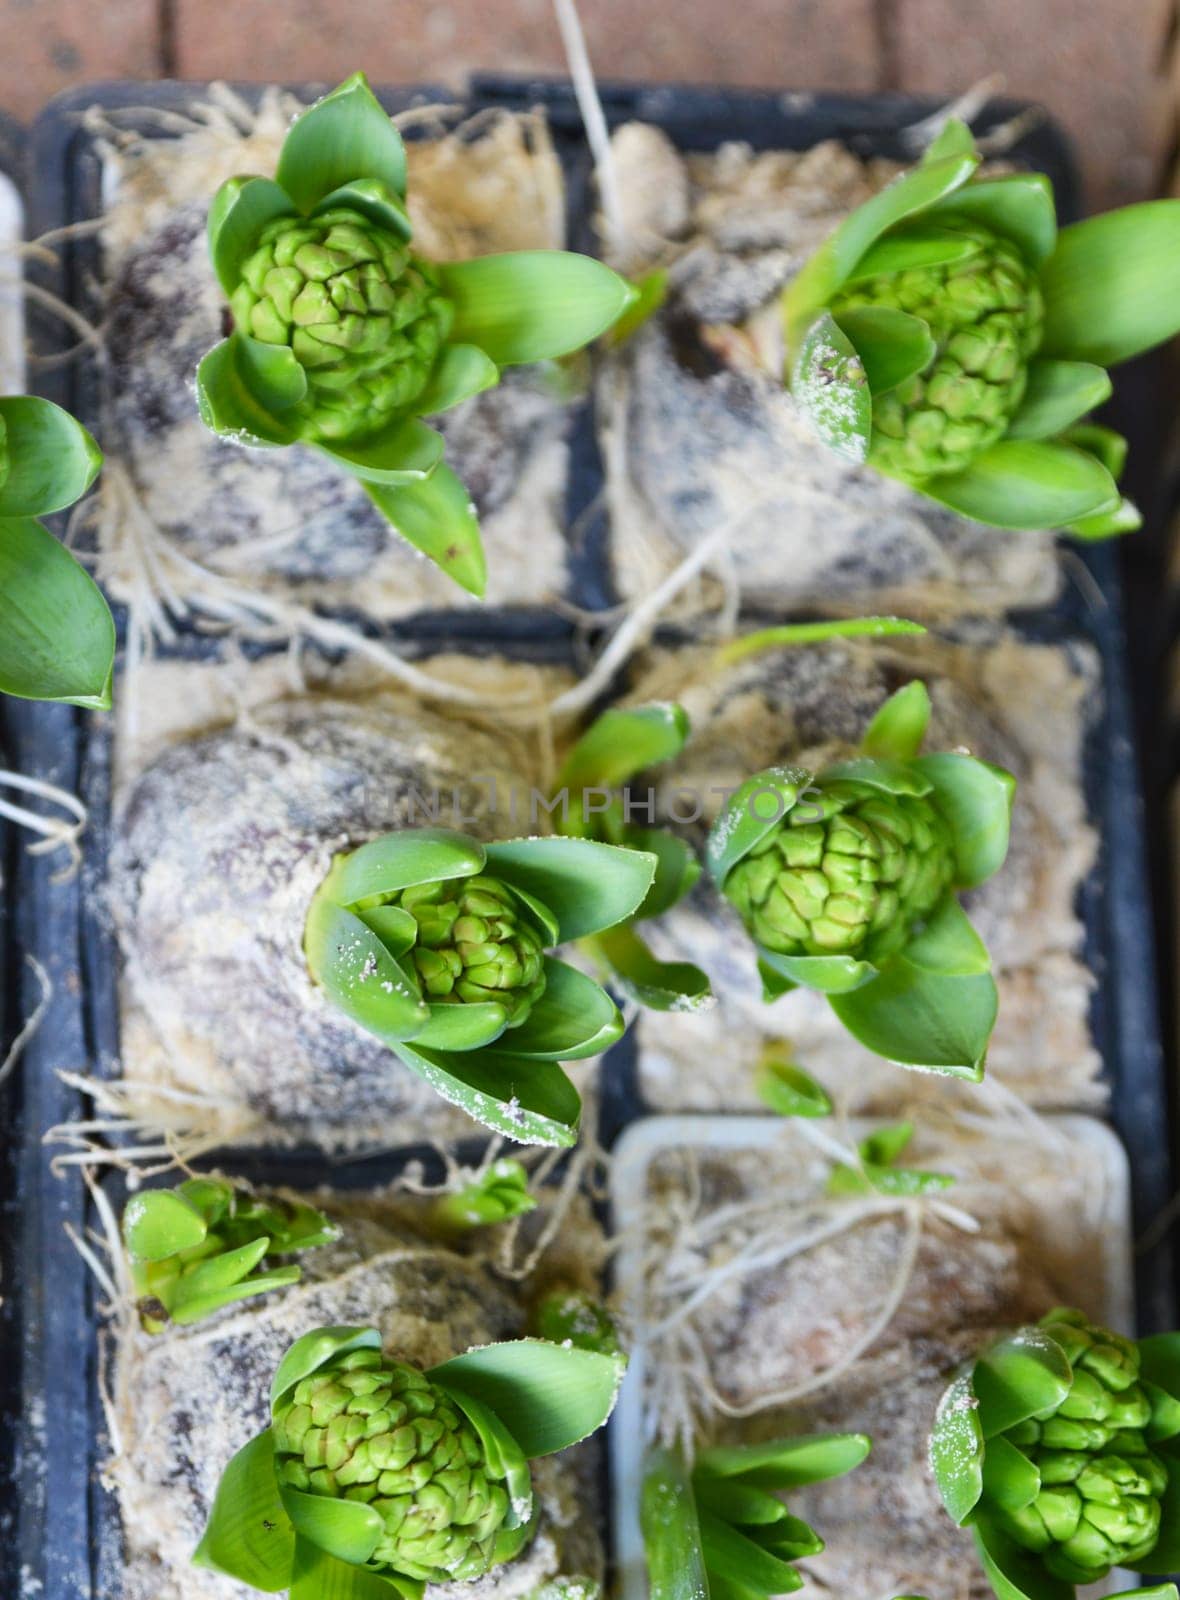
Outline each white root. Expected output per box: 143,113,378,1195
550,0,625,256
0,954,52,1089
0,769,88,877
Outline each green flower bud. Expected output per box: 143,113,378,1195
723,781,955,962
831,230,1043,479
398,874,547,1024
272,1346,516,1583
0,412,8,488
229,209,453,444
990,1312,1175,1581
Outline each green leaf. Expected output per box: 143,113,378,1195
843,226,983,284
829,963,996,1077
1005,359,1111,442
1127,1451,1180,1574
834,305,936,396
484,837,657,942
629,829,701,922
412,342,500,417
605,267,668,348
1143,1380,1180,1444
589,923,713,1014
973,1515,1074,1600
784,148,979,351
303,899,429,1043
973,1328,1073,1439
755,1052,832,1118
0,516,115,709
914,752,1015,889
921,438,1120,531
192,1430,296,1590
329,829,486,909
981,1435,1041,1514
278,1485,382,1566
705,767,810,888
923,119,978,165
929,173,1058,267
412,999,509,1053
207,176,299,299
233,335,309,416
1112,1588,1180,1600
756,947,877,995
556,703,690,793
196,336,299,447
698,1508,803,1594
902,895,991,977
318,417,444,487
500,956,623,1060
308,178,412,241
1062,421,1127,479
861,681,931,761
394,1041,581,1146
429,1339,625,1457
0,397,102,516
364,461,487,599
173,1236,270,1297
123,1189,208,1261
270,1327,382,1411
789,311,871,462
355,903,420,957
438,1385,533,1532
438,251,637,366
715,617,926,667
929,1371,985,1525
696,1432,870,1488
1065,497,1141,541
290,1539,422,1600
641,1447,710,1600
822,757,933,797
859,1121,914,1165
1040,200,1180,365
171,1266,303,1324
277,72,407,212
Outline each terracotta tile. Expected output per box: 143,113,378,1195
173,0,880,95
894,0,1173,208
0,0,161,120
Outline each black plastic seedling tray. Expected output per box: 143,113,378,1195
5,76,1173,1599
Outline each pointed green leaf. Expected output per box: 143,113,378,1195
835,305,936,397
705,767,810,888
843,227,982,284
197,335,300,446
278,1485,382,1565
1065,497,1141,541
1040,200,1180,365
929,173,1058,267
902,895,991,977
208,176,299,299
355,903,420,957
641,1447,710,1600
822,758,933,797
308,178,412,241
556,703,690,793
174,1235,270,1297
412,342,500,417
496,956,622,1060
605,266,668,348
829,963,996,1077
1005,359,1111,442
588,923,714,1015
320,417,444,487
171,1265,303,1325
394,1040,581,1146
364,460,486,598
192,1430,296,1590
484,837,657,942
277,73,407,212
790,311,871,462
412,1000,509,1052
123,1189,208,1261
234,335,308,415
862,681,931,761
271,1328,382,1411
329,829,486,910
697,1509,803,1593
429,1339,625,1457
859,1121,914,1165
439,1385,533,1531
755,1052,832,1118
1143,1381,1180,1445
974,1328,1073,1438
438,251,636,366
0,397,102,516
1137,1334,1180,1437
913,752,1015,888
930,1371,985,1525
304,899,429,1042
1061,422,1126,479
757,946,877,995
1112,1588,1180,1600
697,1432,870,1488
759,960,797,1003
922,438,1120,531
974,1515,1074,1600
290,1539,422,1600
716,617,926,667
0,515,115,709
923,119,978,164
629,828,701,922
981,1435,1042,1514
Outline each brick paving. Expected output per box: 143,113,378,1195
0,0,1176,205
